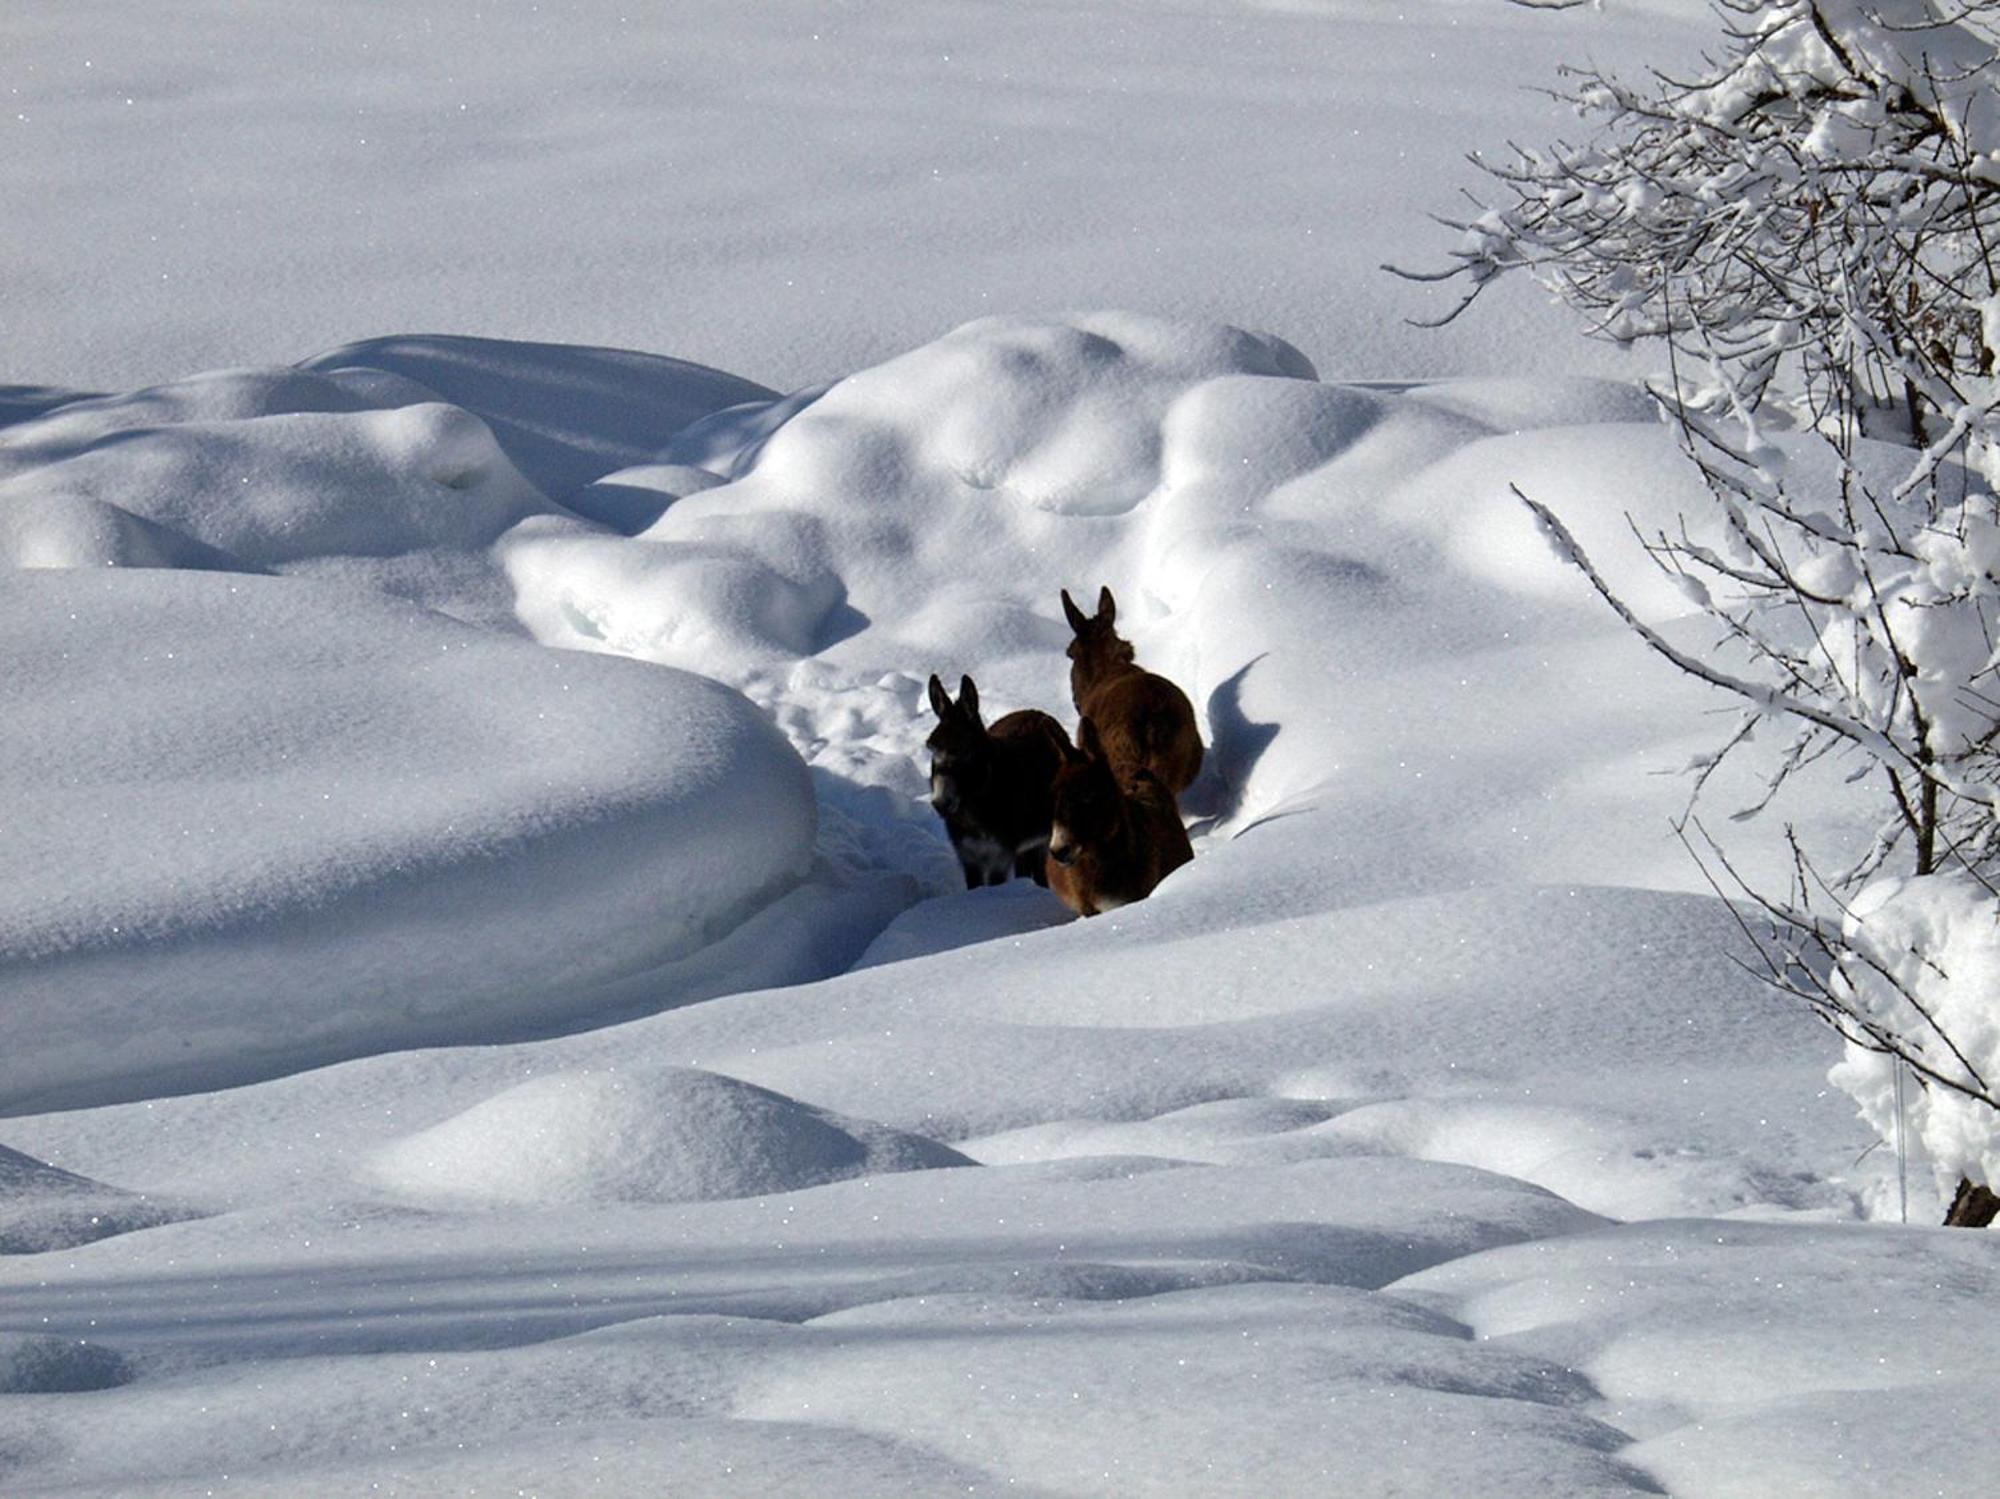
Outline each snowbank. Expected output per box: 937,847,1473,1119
504,311,1817,913
297,335,778,512
0,367,540,567
505,311,1319,673
0,570,815,1113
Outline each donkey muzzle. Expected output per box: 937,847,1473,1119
930,771,959,816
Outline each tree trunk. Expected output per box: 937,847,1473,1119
1944,1176,1999,1227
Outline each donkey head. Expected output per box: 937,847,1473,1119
1061,586,1135,691
1047,716,1122,868
925,673,990,816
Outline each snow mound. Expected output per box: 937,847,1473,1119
501,313,1728,857
0,488,249,571
0,340,789,639
0,395,545,569
0,367,414,464
0,1334,133,1394
505,311,1319,678
0,570,815,1114
366,1066,972,1205
497,312,1350,821
1384,422,1716,621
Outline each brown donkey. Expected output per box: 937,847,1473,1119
1046,717,1194,917
926,674,1071,889
1060,586,1203,795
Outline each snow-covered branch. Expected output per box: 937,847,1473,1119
1419,0,2000,1224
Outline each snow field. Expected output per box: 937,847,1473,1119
1,0,1717,394
6,0,1996,1487
0,301,1978,1497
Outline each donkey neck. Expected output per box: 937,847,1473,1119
1071,652,1144,702
1094,792,1156,878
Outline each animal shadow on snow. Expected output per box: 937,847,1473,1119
813,599,870,652
1181,654,1278,834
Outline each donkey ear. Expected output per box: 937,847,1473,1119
1076,715,1103,760
1097,585,1116,624
958,675,980,719
927,673,952,720
1061,588,1090,633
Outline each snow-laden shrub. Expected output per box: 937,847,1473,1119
1828,876,2000,1199
1424,0,2000,453
1408,0,2000,1218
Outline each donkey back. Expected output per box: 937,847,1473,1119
1061,586,1204,795
1046,717,1194,917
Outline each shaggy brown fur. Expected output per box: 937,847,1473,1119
1060,585,1204,796
1046,716,1194,917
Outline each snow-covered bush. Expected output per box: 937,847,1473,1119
1826,875,2000,1207
1420,0,2000,454
1403,0,2000,1221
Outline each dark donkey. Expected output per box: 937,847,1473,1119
926,674,1071,888
1061,586,1203,796
1046,716,1194,917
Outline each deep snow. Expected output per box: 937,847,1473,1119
4,2,1994,1496
0,567,816,1113
0,306,1961,1497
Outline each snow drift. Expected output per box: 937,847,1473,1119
0,569,815,1114
0,1144,196,1256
